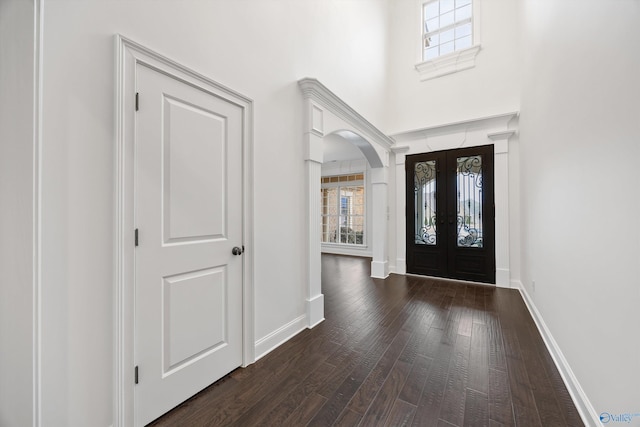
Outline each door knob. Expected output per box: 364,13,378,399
232,246,242,256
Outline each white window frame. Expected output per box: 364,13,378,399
321,176,366,247
415,0,482,81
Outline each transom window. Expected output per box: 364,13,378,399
321,174,365,246
423,0,473,61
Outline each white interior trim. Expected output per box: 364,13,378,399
415,45,481,81
114,35,255,427
299,78,394,327
254,315,307,361
392,112,518,286
389,112,519,140
298,78,393,153
516,282,601,427
33,0,43,424
321,244,372,257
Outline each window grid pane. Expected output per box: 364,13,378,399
455,35,472,50
320,176,365,246
423,0,473,61
441,0,454,13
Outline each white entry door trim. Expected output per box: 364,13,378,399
114,35,254,427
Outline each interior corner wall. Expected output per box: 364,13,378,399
519,0,640,420
36,1,389,425
0,1,37,426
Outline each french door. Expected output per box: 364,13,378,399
406,145,495,284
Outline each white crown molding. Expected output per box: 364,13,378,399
415,44,482,82
391,145,410,154
298,78,395,150
488,130,517,141
391,145,411,165
390,111,519,142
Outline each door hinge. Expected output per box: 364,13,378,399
135,92,139,111
134,366,139,384
135,228,139,247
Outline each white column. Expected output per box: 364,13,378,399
304,103,325,327
489,131,515,288
392,147,410,274
370,166,389,278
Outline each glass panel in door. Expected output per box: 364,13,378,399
456,155,483,248
414,160,437,245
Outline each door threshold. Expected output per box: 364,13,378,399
404,272,496,287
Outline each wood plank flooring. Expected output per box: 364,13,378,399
149,254,583,426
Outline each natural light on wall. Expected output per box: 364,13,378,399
423,0,473,61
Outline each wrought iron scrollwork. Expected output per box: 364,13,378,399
416,224,437,245
457,156,482,183
456,156,483,248
414,161,436,189
457,216,481,247
414,161,437,245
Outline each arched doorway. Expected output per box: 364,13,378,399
299,78,393,328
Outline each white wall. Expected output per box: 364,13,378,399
519,0,640,422
11,1,638,425
386,0,520,133
0,1,37,426
35,1,389,425
385,0,523,283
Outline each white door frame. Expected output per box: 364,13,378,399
298,78,393,328
390,112,518,287
114,35,254,427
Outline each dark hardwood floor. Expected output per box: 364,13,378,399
149,254,584,426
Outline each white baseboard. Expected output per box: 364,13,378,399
392,258,406,275
496,268,510,288
321,245,372,257
515,281,600,427
254,314,307,361
371,260,389,279
307,294,325,328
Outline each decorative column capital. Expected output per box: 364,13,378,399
392,146,410,165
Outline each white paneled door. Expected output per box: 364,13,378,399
134,64,243,426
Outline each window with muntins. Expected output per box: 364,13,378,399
321,174,365,246
423,0,473,61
